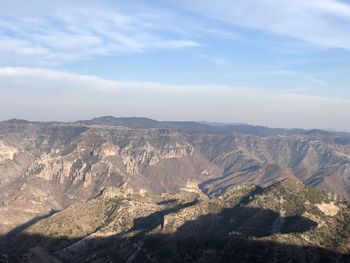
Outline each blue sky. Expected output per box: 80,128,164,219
1,0,350,130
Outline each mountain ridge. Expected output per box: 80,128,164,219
5,116,349,135
1,179,349,262
0,116,350,240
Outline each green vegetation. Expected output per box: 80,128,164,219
4,181,350,262
305,187,329,204
207,201,221,213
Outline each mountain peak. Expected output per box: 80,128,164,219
77,116,164,129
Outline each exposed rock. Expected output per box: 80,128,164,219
1,118,350,240
0,141,18,162
2,180,349,262
316,202,340,216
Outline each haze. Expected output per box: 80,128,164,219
1,0,350,130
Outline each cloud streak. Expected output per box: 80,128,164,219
174,0,350,50
0,3,200,65
198,54,227,65
0,67,349,131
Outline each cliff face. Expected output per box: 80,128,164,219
0,122,218,235
191,134,350,197
0,119,350,236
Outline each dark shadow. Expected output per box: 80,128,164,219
156,199,178,206
199,165,261,195
236,186,264,206
0,195,349,263
127,199,199,235
0,210,58,249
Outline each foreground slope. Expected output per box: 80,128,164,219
1,179,349,262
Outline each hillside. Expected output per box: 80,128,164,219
1,179,349,262
0,118,350,237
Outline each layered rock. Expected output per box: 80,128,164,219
0,118,350,238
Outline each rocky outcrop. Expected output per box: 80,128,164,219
0,141,18,163
2,180,349,262
1,119,350,238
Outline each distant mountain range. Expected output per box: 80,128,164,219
76,116,344,136
1,116,350,261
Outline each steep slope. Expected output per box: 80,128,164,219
191,133,350,197
0,122,219,235
1,179,349,262
1,118,350,237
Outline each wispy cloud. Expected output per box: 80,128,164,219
0,67,349,131
197,54,227,64
174,0,350,50
0,4,200,65
267,69,328,86
220,65,328,88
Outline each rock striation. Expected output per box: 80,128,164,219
0,117,350,238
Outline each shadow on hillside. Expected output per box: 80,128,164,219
0,193,348,263
128,199,199,236
0,210,58,249
156,199,178,205
199,166,261,196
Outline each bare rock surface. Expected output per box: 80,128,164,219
0,117,350,237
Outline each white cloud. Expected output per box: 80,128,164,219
174,0,350,50
2,0,350,68
0,4,200,65
198,54,227,64
0,66,349,131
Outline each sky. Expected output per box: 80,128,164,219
1,0,350,130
